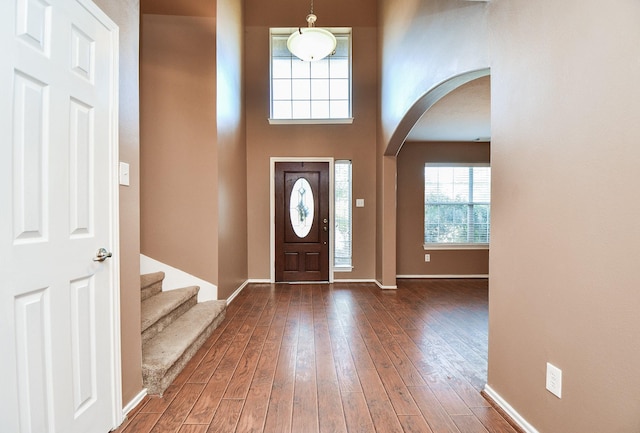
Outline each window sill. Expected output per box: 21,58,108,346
423,244,489,251
334,266,353,272
269,118,354,125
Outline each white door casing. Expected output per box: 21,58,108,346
0,0,121,432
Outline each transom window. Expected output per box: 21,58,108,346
269,29,352,123
424,164,491,247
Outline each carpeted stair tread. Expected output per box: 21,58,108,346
141,286,199,334
140,271,165,301
142,300,226,395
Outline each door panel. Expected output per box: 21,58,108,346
275,162,329,282
0,1,118,432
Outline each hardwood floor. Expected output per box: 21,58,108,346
114,279,519,433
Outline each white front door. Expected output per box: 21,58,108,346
0,0,120,432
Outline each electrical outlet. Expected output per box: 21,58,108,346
424,254,430,262
546,362,562,398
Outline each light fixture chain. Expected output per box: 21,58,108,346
310,0,314,14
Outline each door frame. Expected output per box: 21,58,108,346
270,157,335,283
78,0,123,427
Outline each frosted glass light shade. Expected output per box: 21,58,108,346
287,27,337,62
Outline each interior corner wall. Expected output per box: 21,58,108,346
487,0,640,431
244,0,378,281
93,0,142,406
216,0,248,299
140,14,219,285
397,142,490,276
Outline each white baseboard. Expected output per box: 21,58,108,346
226,280,251,305
241,279,399,289
375,280,398,290
396,274,489,279
122,388,147,418
483,385,539,433
140,254,217,301
333,278,378,283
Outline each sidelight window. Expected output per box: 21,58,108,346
334,160,352,268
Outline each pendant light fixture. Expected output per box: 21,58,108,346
287,0,336,62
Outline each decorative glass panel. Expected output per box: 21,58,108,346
290,178,314,238
334,161,352,267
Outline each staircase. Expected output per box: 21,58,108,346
140,271,226,395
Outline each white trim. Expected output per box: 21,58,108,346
140,255,217,301
375,280,398,290
270,157,335,283
86,0,124,427
269,118,354,125
334,266,354,272
226,280,250,305
397,274,489,279
121,389,147,418
483,385,540,433
333,278,377,283
423,243,489,250
246,278,271,284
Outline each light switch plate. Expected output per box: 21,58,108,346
119,162,130,186
546,362,562,398
356,199,365,208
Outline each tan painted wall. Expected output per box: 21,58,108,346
216,0,247,299
140,15,219,284
93,0,142,406
245,0,378,280
382,0,640,429
377,0,489,287
397,142,490,276
486,0,640,431
378,0,489,149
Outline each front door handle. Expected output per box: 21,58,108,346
93,248,113,262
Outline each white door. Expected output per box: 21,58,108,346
0,0,120,432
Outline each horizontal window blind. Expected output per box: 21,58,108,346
424,165,491,244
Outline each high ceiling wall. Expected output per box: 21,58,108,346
141,0,215,17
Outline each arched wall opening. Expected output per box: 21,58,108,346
385,68,490,157
395,72,491,279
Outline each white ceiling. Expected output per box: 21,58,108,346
405,75,491,142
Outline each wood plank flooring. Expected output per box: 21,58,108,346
114,279,519,433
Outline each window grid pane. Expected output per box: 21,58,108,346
424,166,491,244
271,31,351,120
335,160,352,267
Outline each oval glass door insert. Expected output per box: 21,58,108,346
290,177,314,238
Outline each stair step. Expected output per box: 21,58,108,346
140,271,165,301
142,300,226,395
141,286,199,345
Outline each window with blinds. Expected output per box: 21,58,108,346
424,164,491,246
334,160,352,268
